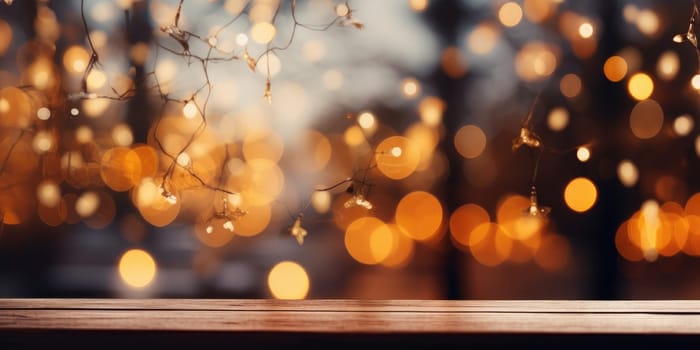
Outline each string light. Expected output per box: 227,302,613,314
204,196,248,235
289,214,307,245
5,0,700,280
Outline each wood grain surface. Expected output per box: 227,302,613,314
2,299,700,334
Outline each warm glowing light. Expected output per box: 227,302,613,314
242,130,284,163
627,73,654,100
251,22,276,44
70,108,79,116
454,124,487,159
63,45,90,74
133,178,181,227
86,70,107,90
638,200,662,261
0,19,11,55
469,222,511,266
112,124,133,146
37,181,61,208
692,75,700,90
560,73,582,98
36,107,51,120
674,115,694,136
176,152,191,167
195,216,236,248
564,177,597,213
249,3,275,23
524,0,556,23
617,159,639,187
101,147,141,192
657,51,680,81
118,249,157,288
76,191,100,217
311,190,331,213
390,146,402,157
335,3,350,16
450,203,490,248
375,136,420,179
629,99,663,139
547,107,569,131
616,220,643,262
231,204,271,236
498,2,523,28
345,217,392,265
576,146,590,162
401,77,420,98
182,101,198,119
635,10,659,36
409,0,429,12
418,96,445,127
696,136,700,157
32,131,53,154
267,261,310,299
235,159,285,206
468,22,499,55
405,123,439,167
515,42,558,81
75,126,94,143
495,194,540,240
603,56,628,82
235,33,249,46
395,191,443,241
578,22,594,38
381,225,415,268
357,111,376,129
344,126,366,147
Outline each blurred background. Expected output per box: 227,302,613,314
1,0,700,300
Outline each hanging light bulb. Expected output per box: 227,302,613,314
512,127,543,151
222,220,234,232
289,214,307,245
673,4,698,48
525,185,550,218
160,185,177,204
263,79,272,104
344,194,373,210
244,48,256,72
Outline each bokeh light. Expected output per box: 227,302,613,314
450,203,490,248
627,73,654,100
629,99,663,139
267,261,310,299
564,177,597,213
603,56,628,82
673,115,694,136
576,146,591,162
118,249,157,288
547,107,569,131
454,124,487,159
345,216,392,265
498,2,523,28
375,136,421,180
395,191,443,241
617,160,639,187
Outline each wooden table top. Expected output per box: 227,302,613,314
2,299,700,334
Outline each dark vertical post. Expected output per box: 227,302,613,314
424,2,468,299
125,1,153,143
591,0,624,299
